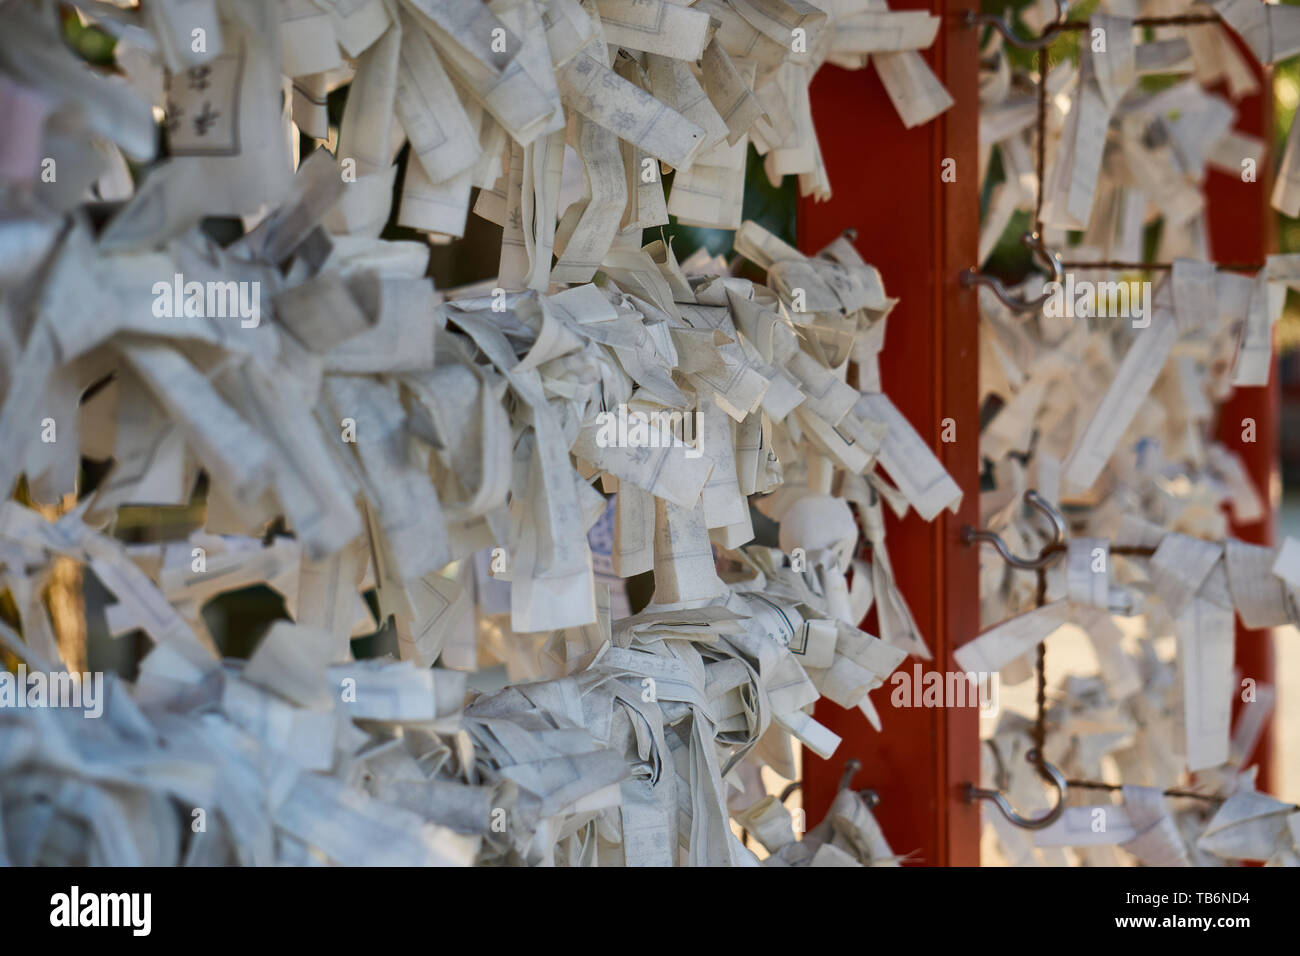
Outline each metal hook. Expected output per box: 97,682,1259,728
839,758,862,790
836,759,881,808
983,739,1011,792
961,489,1066,571
964,749,1069,830
963,0,1069,51
960,231,1063,313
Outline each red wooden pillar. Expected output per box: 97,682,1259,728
798,0,982,864
1206,44,1278,794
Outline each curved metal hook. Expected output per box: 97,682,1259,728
964,750,1069,830
961,231,1063,313
961,489,1066,571
963,0,1068,50
835,758,881,807
839,758,862,790
1023,489,1065,548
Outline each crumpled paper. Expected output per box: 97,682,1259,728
0,0,959,865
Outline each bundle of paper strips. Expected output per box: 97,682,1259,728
973,0,1300,866
0,0,968,865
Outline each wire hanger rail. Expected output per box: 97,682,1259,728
959,490,1235,828
960,4,1264,297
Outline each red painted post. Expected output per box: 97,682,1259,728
1205,45,1277,794
798,0,982,865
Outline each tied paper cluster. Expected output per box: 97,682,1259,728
972,1,1300,866
0,0,961,865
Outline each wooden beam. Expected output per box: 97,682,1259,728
797,0,982,865
1205,43,1278,795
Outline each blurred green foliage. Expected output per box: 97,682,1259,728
60,7,116,66
643,145,799,260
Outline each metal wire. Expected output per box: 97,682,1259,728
1066,779,1226,804
1059,260,1263,272
1041,542,1156,557
1056,15,1224,29
1032,566,1048,766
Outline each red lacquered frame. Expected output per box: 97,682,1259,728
797,3,1276,865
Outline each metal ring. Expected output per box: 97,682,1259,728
963,0,1069,51
964,749,1068,830
961,231,1064,313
